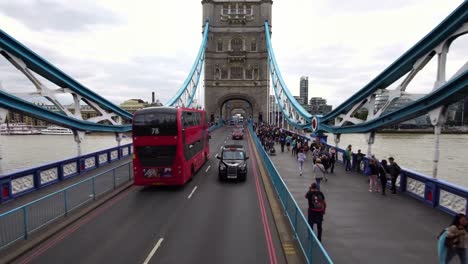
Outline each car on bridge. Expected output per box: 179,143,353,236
216,145,249,181
232,129,244,140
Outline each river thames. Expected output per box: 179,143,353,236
0,133,466,189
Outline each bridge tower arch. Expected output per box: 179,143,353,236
202,0,272,123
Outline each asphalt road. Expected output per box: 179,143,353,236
16,126,286,264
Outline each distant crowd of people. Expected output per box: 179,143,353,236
254,122,405,244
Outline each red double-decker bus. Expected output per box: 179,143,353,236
132,106,210,186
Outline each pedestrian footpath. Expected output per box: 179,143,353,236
269,147,451,264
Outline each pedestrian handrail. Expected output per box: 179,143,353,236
0,161,133,250
0,143,133,203
280,129,468,216
249,125,333,264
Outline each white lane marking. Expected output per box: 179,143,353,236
205,165,211,173
188,186,198,199
143,238,164,264
220,146,223,150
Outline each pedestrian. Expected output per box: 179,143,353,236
355,149,366,172
344,145,352,171
279,134,286,153
305,183,326,242
388,157,401,194
365,159,379,192
298,149,306,176
329,147,336,173
292,138,297,156
440,213,467,264
313,159,325,190
378,159,390,195
286,135,291,152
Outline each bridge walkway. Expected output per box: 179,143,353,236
269,145,451,264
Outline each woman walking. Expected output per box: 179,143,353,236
298,149,306,176
313,159,325,190
444,213,467,263
366,159,379,192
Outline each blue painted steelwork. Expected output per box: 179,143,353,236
0,143,132,203
0,161,132,250
319,71,468,133
248,125,333,264
264,21,312,128
166,21,210,107
0,29,132,120
0,90,131,133
320,1,468,124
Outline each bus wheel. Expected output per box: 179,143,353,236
191,165,195,178
204,152,208,162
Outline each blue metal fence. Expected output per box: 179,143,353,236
0,143,132,203
0,161,132,250
248,125,333,264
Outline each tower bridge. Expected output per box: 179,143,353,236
0,1,466,263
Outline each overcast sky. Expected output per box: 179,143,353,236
0,0,466,108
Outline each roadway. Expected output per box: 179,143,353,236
15,126,287,264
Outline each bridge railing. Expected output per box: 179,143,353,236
248,125,333,264
0,160,132,250
280,129,468,216
0,143,133,203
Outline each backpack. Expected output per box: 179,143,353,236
309,192,325,211
364,164,372,176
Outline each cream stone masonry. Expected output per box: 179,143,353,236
202,0,272,123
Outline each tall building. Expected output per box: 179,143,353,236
293,96,305,105
300,76,308,105
308,97,332,115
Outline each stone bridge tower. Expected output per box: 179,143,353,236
202,0,272,123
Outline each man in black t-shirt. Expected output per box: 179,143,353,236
305,183,326,242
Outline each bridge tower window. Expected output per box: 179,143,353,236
245,68,253,79
231,67,243,79
217,39,223,52
221,67,229,79
250,39,257,52
231,38,243,52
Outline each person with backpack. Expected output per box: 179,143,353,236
365,159,379,192
313,159,326,189
305,183,326,242
438,213,467,263
388,157,401,194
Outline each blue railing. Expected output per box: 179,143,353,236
279,129,468,216
248,125,333,264
0,161,132,250
0,143,133,203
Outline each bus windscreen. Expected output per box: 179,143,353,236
133,111,177,136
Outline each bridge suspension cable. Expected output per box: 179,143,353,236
264,21,312,129
166,21,209,108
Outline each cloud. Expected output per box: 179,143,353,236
0,0,465,112
0,0,121,31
